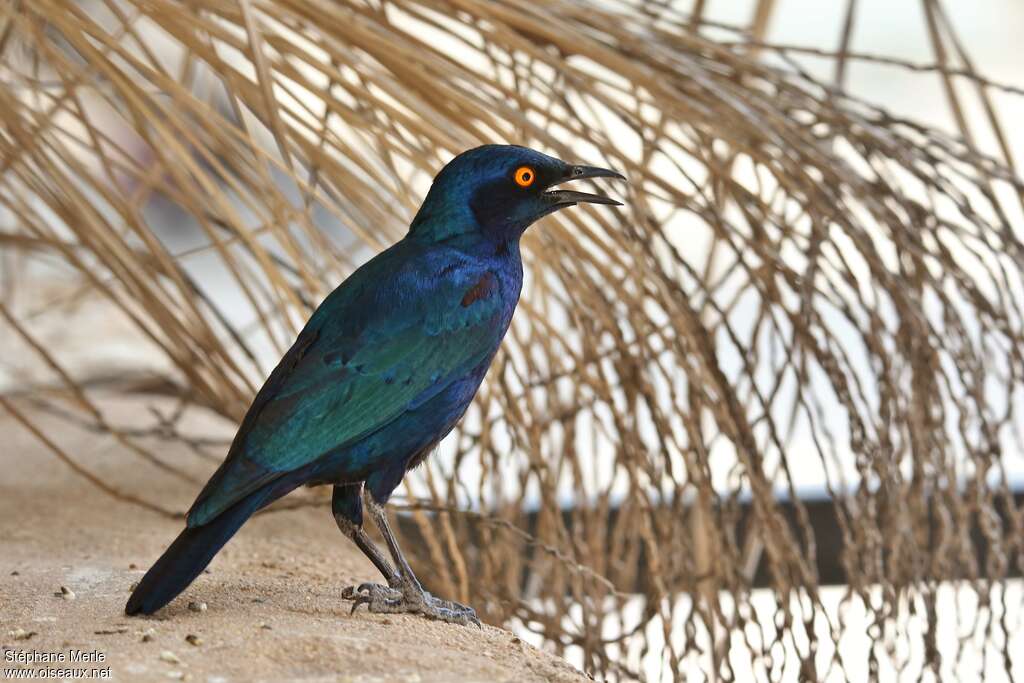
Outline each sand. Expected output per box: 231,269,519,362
0,400,588,682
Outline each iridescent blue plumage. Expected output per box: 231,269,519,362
126,145,623,621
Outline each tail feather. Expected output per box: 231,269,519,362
125,488,269,615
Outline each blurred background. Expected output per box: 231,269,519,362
2,0,1023,680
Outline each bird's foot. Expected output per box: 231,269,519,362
341,582,401,604
343,581,480,627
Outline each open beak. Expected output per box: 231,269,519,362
544,164,626,207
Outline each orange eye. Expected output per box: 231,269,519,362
514,166,536,188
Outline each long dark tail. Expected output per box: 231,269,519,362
125,488,271,615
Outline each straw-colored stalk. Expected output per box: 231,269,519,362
1,1,1022,680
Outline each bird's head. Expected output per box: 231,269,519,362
409,144,624,245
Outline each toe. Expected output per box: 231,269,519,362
350,595,371,614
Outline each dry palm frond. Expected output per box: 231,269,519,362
2,0,1023,680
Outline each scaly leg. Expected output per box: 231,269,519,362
333,485,403,606
349,490,480,627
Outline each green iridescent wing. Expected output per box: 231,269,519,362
187,247,504,527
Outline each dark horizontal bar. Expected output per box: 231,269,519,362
396,488,1024,593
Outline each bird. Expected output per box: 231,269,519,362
125,144,624,625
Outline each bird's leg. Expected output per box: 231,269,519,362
333,485,403,605
334,515,400,584
350,492,480,627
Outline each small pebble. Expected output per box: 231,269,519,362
511,636,522,645
129,563,138,569
159,650,181,664
9,628,37,641
141,628,156,642
185,634,201,647
166,672,185,680
187,601,207,613
55,586,76,600
10,570,19,576
260,623,272,630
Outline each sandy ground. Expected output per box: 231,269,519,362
0,400,588,682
